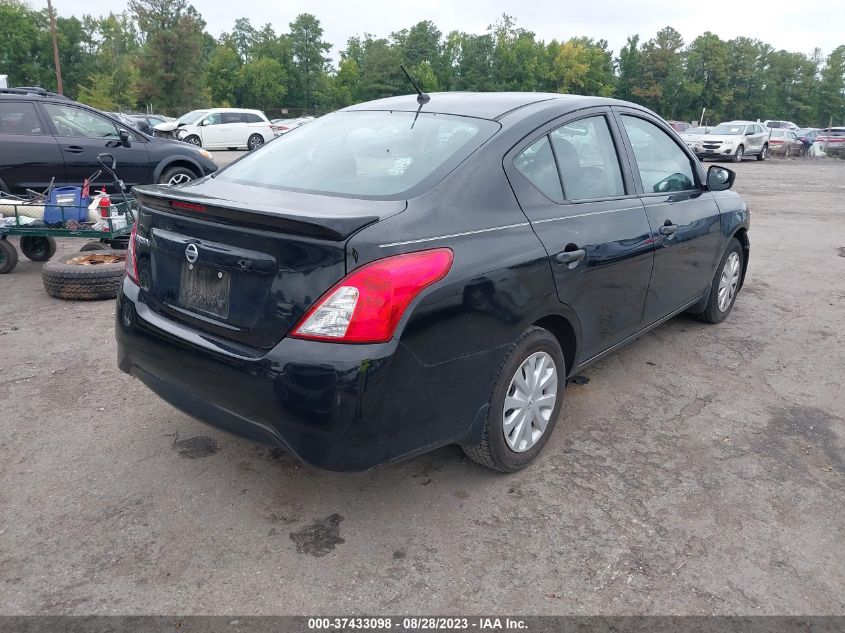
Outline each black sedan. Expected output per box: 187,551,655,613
0,88,218,195
116,92,750,472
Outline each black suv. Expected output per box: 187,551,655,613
0,88,218,195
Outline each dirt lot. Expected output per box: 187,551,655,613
0,157,843,615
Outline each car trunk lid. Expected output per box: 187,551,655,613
132,182,406,349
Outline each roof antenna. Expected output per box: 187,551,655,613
400,65,430,130
400,65,430,106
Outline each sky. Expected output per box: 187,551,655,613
41,0,844,63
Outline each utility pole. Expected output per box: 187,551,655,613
46,0,63,95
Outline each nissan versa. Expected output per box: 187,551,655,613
116,92,749,472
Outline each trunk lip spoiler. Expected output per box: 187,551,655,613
133,185,397,241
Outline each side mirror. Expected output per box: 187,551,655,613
118,129,131,148
707,165,734,191
201,119,211,126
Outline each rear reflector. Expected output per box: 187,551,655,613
291,248,454,343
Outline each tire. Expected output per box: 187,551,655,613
184,135,201,147
756,144,767,161
248,134,264,151
732,145,744,163
689,238,744,324
20,236,57,261
785,146,790,158
158,165,197,186
0,239,18,274
463,326,566,472
79,240,109,252
41,250,126,300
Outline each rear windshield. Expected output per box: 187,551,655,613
216,111,498,198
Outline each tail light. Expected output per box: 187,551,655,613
125,222,139,283
291,248,454,344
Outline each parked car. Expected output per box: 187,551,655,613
116,92,749,472
171,108,274,150
767,129,805,157
696,121,769,162
815,127,845,157
679,126,709,151
668,120,691,133
0,87,218,194
270,116,314,136
763,120,799,130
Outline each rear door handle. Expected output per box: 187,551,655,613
555,249,586,265
659,223,679,236
63,146,85,154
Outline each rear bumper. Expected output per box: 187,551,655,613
116,279,497,471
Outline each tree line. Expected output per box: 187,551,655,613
1,0,844,126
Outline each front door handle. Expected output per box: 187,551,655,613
555,249,586,265
659,222,679,236
63,145,85,154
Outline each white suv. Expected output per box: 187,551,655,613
172,108,274,150
695,121,770,162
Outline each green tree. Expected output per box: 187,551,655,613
616,35,644,103
130,0,209,113
635,26,686,118
239,57,287,110
288,13,331,108
454,33,495,91
818,46,845,126
0,0,51,89
684,32,729,122
206,41,241,105
230,17,256,61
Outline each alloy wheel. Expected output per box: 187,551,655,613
168,173,192,185
502,351,558,452
717,251,741,312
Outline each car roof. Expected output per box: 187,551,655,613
342,92,629,121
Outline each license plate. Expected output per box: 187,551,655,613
179,263,230,319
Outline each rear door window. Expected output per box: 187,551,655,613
550,116,625,200
222,112,245,124
0,102,45,135
621,115,696,193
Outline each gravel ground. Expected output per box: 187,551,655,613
0,157,843,615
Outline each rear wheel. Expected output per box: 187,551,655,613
463,326,566,472
248,134,265,150
0,239,18,274
732,145,744,163
20,236,57,261
756,144,767,161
